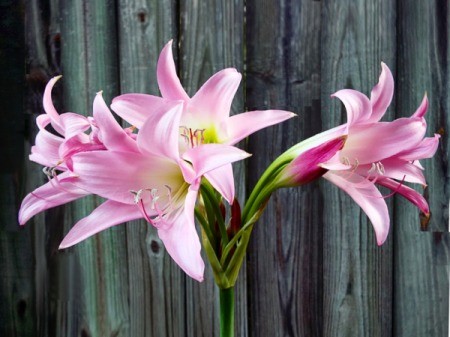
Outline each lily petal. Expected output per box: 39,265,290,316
204,164,235,203
376,178,429,214
59,200,143,248
342,117,426,164
190,68,241,121
323,171,390,245
43,75,65,135
71,151,182,204
412,94,428,118
19,172,87,225
93,92,138,153
111,94,168,128
332,89,372,126
225,110,296,145
59,113,91,139
182,143,251,179
369,62,394,123
397,134,440,161
157,40,190,101
137,102,184,160
157,184,204,281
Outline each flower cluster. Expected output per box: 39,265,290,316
19,41,294,281
19,41,438,283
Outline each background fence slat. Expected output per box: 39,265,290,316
245,1,323,336
394,1,449,336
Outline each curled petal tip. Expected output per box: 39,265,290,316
53,75,63,81
96,90,104,96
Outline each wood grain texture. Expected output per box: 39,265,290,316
245,1,324,336
394,0,449,336
1,1,449,336
178,1,246,336
320,1,396,336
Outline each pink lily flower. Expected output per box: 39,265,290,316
30,76,107,172
111,40,296,203
20,89,251,281
319,63,439,245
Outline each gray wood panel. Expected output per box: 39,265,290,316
1,0,449,336
394,1,449,336
245,1,324,336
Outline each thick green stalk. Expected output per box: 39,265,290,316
219,287,235,337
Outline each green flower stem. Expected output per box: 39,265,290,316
219,287,235,337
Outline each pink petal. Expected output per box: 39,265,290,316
59,113,90,139
342,117,426,164
157,184,204,281
284,136,346,186
412,94,428,118
157,40,190,101
356,159,426,185
182,143,251,179
59,200,143,248
331,89,372,126
369,62,394,123
18,172,88,225
43,75,65,135
30,116,64,167
111,94,168,128
204,164,235,203
93,92,139,152
323,171,390,245
225,110,296,145
376,178,429,215
190,68,241,121
137,102,184,161
70,151,181,204
397,134,440,161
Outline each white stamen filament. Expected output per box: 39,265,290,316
180,126,205,148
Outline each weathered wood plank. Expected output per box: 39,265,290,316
116,1,185,336
320,1,396,336
245,1,323,336
394,0,449,336
178,1,246,336
56,1,128,336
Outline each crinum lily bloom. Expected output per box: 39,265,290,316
25,92,250,281
316,63,439,245
111,40,296,203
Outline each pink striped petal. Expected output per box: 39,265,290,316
190,68,241,121
182,143,251,179
43,75,65,135
369,62,394,123
342,117,426,164
332,89,372,126
204,164,235,203
157,40,190,101
59,200,143,248
356,160,426,185
412,94,428,118
111,94,168,128
71,151,181,204
30,124,64,167
93,92,138,152
18,173,87,224
157,184,204,281
137,102,184,160
225,110,296,145
59,113,90,139
376,178,429,215
323,171,390,245
397,134,440,161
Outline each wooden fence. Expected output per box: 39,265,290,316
1,0,449,336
